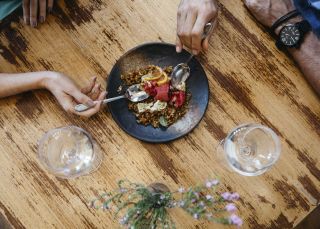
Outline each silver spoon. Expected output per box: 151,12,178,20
74,84,149,112
171,22,214,88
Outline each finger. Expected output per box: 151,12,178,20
22,0,30,25
30,0,38,27
39,0,46,23
180,10,197,50
88,83,101,101
75,92,107,118
176,5,187,52
81,76,97,94
191,16,207,54
202,19,217,51
176,36,183,53
48,0,54,13
69,88,94,107
56,94,75,114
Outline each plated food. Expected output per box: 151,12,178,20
121,65,190,128
107,42,208,143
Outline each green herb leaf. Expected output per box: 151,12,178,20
159,116,168,127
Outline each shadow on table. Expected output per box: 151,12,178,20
295,205,320,229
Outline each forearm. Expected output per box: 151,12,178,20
289,32,320,95
0,71,52,98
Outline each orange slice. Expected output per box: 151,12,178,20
143,66,163,81
157,72,169,86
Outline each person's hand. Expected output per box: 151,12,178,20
23,0,55,27
244,0,296,29
43,72,107,118
176,0,218,55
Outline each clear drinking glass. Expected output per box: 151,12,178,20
38,126,103,179
217,123,281,176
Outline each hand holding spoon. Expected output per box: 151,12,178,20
75,84,149,112
171,22,214,88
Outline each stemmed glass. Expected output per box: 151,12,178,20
217,123,281,176
38,126,103,179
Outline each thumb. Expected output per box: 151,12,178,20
69,88,95,107
176,36,183,53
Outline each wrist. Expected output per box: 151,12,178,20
40,71,60,90
274,16,303,36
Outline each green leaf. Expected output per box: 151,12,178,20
159,116,168,127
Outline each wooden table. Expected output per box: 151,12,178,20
0,0,319,228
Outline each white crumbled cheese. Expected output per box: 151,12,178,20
175,82,186,91
137,102,154,113
150,100,167,112
137,101,167,113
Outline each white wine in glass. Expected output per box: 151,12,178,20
38,126,103,179
218,123,281,176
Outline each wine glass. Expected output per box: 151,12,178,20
217,123,281,176
38,126,103,179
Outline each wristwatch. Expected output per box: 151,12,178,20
276,20,311,49
271,10,312,50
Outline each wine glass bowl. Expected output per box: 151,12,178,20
38,126,103,179
220,123,281,176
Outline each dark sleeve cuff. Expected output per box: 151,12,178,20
294,0,320,37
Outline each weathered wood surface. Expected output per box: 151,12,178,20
0,0,319,228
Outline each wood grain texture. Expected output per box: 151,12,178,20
0,0,319,228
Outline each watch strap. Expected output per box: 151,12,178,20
297,20,311,34
271,10,300,34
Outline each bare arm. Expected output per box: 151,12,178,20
0,71,48,98
0,71,106,117
289,32,320,95
245,0,320,96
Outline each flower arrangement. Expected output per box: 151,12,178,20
90,179,242,228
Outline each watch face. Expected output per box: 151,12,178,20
280,24,301,47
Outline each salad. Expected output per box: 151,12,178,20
120,65,190,128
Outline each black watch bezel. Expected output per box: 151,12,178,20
278,23,301,48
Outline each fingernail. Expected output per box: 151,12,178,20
31,21,37,27
176,46,182,53
87,100,94,107
48,7,52,13
39,16,45,23
24,17,29,25
192,50,199,55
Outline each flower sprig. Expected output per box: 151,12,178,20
90,179,242,228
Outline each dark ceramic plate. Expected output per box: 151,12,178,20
107,42,209,143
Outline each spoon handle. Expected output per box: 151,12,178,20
185,54,194,64
102,95,126,104
74,95,126,112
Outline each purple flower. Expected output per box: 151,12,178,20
206,181,213,188
221,192,231,200
194,192,199,198
210,179,219,185
225,203,237,212
230,192,240,200
178,187,185,193
191,198,196,203
120,188,127,193
160,194,165,200
229,214,243,227
206,195,213,200
193,213,199,219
